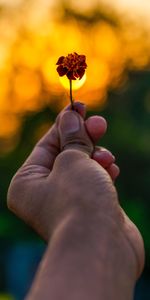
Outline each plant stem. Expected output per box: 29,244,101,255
69,79,74,110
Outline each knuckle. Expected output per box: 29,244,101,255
61,135,93,155
7,169,27,213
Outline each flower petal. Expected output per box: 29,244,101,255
57,65,68,76
56,56,65,65
67,70,76,80
56,52,87,80
77,68,85,79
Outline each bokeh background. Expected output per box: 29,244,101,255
0,0,150,299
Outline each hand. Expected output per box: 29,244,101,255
7,102,118,238
7,102,144,281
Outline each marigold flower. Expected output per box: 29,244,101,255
56,52,87,80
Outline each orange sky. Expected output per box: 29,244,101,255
0,0,150,152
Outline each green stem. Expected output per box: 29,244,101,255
69,79,74,110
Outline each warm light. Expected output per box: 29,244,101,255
59,73,86,91
0,114,20,138
14,70,41,101
1,0,150,149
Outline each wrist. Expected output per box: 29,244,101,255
51,210,137,279
29,210,138,300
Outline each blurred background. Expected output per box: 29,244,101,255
0,0,150,299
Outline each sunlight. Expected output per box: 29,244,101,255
59,73,86,91
0,0,150,149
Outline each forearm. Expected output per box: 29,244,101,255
26,211,137,300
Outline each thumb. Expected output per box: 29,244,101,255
58,110,94,156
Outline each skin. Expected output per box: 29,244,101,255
7,102,145,300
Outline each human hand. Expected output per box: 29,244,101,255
7,102,144,281
7,102,117,238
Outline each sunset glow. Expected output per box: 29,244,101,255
59,73,86,91
0,0,150,151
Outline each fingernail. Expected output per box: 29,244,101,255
66,102,85,109
59,111,80,134
112,155,115,162
76,102,86,107
74,102,86,118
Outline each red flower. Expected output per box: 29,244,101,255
56,52,87,80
